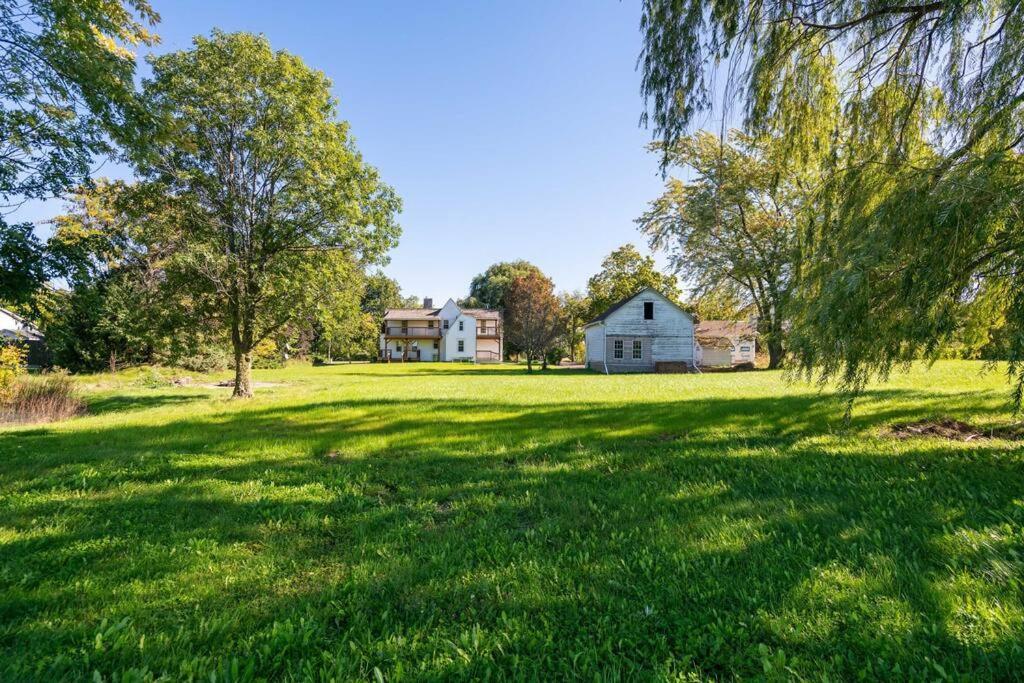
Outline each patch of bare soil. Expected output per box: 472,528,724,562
201,380,283,390
887,418,1024,442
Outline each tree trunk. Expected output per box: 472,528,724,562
233,347,253,398
109,351,117,373
526,355,533,372
541,356,548,370
766,336,785,370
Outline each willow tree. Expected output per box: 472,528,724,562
639,0,1024,403
142,31,401,397
638,130,802,368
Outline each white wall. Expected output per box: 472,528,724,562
585,324,605,364
442,313,476,361
602,290,694,364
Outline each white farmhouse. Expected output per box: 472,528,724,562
0,307,48,368
380,298,502,362
584,288,695,373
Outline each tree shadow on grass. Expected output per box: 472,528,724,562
1,388,1022,679
83,392,210,416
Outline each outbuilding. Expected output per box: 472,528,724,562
584,288,695,373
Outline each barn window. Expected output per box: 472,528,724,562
643,302,654,319
458,340,464,352
632,340,642,359
613,340,623,359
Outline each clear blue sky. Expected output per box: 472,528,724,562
22,0,682,301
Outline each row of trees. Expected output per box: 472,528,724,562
0,5,406,396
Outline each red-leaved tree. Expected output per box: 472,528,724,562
505,272,562,371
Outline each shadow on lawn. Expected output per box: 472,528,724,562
1,389,1022,679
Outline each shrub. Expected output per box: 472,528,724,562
252,339,284,369
0,343,27,401
1,371,85,423
174,346,231,373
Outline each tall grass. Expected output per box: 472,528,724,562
0,372,85,423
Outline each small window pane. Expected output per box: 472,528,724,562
632,340,642,359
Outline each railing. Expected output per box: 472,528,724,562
383,326,440,337
381,349,421,361
477,325,501,337
475,349,501,363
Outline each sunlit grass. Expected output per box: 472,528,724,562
1,361,1022,679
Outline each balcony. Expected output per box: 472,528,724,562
383,325,441,338
476,325,501,338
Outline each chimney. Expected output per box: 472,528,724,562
423,297,433,309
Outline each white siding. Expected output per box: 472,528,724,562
442,313,476,361
601,290,694,364
585,324,605,364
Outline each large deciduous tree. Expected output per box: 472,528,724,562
0,0,159,304
142,31,401,397
505,272,562,371
638,0,1024,403
465,260,545,310
585,244,681,319
637,131,802,369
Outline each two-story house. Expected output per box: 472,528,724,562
380,298,502,362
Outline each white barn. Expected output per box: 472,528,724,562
584,288,695,373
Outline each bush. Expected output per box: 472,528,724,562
1,371,85,423
0,343,27,402
174,345,232,373
252,339,284,369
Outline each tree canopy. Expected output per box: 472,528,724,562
465,260,545,311
639,0,1024,402
0,0,159,305
638,130,802,368
585,244,681,320
141,31,401,396
505,272,562,371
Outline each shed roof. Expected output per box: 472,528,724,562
585,287,692,326
695,320,756,340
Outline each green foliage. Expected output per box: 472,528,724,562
558,290,589,363
0,342,26,401
141,31,401,396
1,362,1022,678
0,0,158,203
638,0,1024,402
0,222,50,305
637,131,802,368
505,272,562,370
585,243,681,319
466,260,545,311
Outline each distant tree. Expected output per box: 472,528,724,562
692,283,752,322
585,244,681,319
559,290,589,363
141,32,401,397
505,272,562,371
638,131,801,369
467,260,545,311
0,0,158,304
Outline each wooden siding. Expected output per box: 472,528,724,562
601,290,694,365
605,335,653,371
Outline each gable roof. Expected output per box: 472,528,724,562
584,287,692,326
695,320,756,341
0,307,44,340
383,305,501,321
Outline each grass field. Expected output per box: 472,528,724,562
1,361,1023,680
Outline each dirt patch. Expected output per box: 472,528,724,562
200,380,283,390
887,418,1024,442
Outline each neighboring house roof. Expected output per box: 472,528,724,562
383,305,501,321
695,320,756,340
0,307,44,341
584,287,693,326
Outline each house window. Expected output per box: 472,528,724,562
396,343,403,351
740,345,750,352
643,302,654,320
632,340,642,359
433,341,439,349
401,321,408,332
458,340,464,352
443,320,449,330
427,320,434,328
458,320,464,331
613,340,623,359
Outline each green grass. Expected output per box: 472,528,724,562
1,361,1023,680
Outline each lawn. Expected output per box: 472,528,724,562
1,361,1023,680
